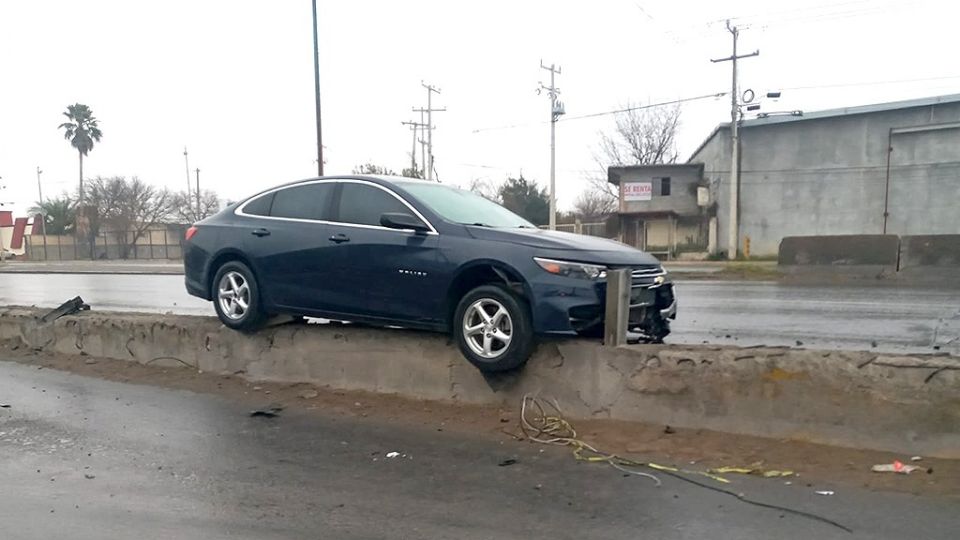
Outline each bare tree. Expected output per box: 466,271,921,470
85,176,174,259
171,189,221,224
467,177,501,203
588,103,683,201
572,187,617,219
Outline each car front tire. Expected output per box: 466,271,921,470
212,261,267,332
453,284,534,372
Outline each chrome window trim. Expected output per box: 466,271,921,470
234,178,439,235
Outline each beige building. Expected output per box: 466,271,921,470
608,164,714,259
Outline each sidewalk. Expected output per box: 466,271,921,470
0,259,185,275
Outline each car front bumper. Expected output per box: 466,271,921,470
529,268,676,335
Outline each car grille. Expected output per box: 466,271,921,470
631,265,666,287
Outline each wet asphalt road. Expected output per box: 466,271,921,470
1,359,956,540
2,273,958,354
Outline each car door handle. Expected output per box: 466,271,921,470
251,228,271,237
328,233,350,244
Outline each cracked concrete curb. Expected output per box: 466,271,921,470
1,306,958,457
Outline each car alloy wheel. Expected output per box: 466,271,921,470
462,298,513,359
217,270,251,321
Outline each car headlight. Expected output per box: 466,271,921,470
534,257,607,280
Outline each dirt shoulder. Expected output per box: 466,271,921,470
1,339,954,498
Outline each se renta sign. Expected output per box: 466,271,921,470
623,182,652,201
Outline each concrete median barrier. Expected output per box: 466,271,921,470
1,307,958,458
898,235,960,285
778,235,901,281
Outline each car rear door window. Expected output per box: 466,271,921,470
242,193,273,216
270,183,335,220
337,183,416,227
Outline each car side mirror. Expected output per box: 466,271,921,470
380,212,430,233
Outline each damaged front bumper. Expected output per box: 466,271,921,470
538,264,676,339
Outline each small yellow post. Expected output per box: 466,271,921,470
744,235,751,259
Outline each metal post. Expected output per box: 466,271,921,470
312,0,324,176
195,167,201,220
604,269,630,347
183,147,191,197
164,228,169,259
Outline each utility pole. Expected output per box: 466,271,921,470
183,147,191,197
711,20,758,260
539,61,564,230
195,168,201,220
311,0,324,175
401,121,424,175
36,166,44,204
415,82,445,182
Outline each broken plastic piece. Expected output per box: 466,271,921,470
249,405,283,418
41,296,91,323
871,460,923,474
385,451,400,458
815,490,834,496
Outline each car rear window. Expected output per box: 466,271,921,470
270,183,335,220
242,193,273,216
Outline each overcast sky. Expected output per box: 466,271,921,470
1,0,956,215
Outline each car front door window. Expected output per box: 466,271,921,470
325,182,440,321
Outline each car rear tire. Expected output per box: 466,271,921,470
453,284,534,373
212,261,267,332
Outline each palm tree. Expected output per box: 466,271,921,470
29,195,76,235
58,103,103,204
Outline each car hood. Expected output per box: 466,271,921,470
466,226,661,266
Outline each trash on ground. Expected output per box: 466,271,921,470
498,458,518,467
709,465,795,478
41,296,91,323
385,451,400,458
84,474,95,480
0,404,10,408
871,460,925,474
815,490,834,496
910,456,923,462
249,405,283,418
663,425,676,435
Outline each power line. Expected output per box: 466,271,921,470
471,92,727,134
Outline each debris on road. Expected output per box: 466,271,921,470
40,296,90,323
385,451,400,458
709,465,795,478
84,474,95,480
663,425,676,435
871,460,926,474
298,389,319,399
498,458,518,467
0,404,10,408
910,456,923,462
815,490,835,496
249,405,283,418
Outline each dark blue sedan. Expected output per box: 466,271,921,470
183,175,675,372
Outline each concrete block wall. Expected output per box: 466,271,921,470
2,307,958,458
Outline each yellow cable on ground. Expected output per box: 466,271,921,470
516,394,853,534
519,395,732,487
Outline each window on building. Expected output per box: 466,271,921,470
270,183,335,220
660,177,671,196
337,183,415,227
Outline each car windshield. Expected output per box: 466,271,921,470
396,181,535,229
